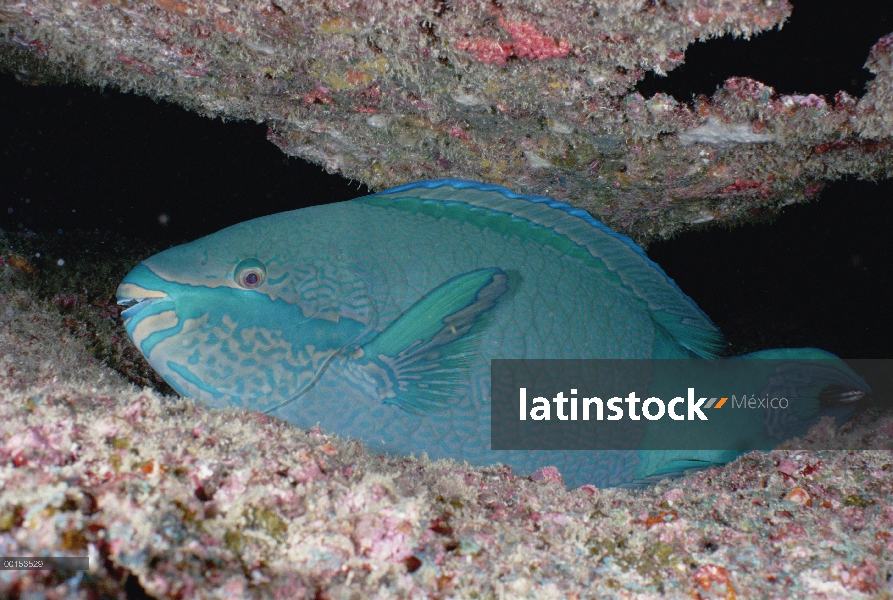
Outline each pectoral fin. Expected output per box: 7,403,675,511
354,268,508,414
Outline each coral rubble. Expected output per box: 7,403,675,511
0,1,891,242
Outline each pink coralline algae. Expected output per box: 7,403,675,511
117,54,156,76
352,508,417,563
693,564,737,599
530,465,563,484
455,19,570,66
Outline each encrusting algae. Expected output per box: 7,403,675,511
1,1,892,243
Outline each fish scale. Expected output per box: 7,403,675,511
117,179,869,487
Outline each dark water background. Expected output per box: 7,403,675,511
1,1,892,359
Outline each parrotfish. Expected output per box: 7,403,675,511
117,179,868,488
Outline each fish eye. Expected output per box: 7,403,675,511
234,258,266,289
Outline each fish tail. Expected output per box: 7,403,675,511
733,347,870,440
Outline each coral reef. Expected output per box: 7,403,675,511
2,0,893,594
0,0,891,242
3,228,893,599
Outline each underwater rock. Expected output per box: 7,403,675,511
1,1,891,243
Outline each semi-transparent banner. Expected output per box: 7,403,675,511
490,358,891,451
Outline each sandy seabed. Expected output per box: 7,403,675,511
1,270,893,599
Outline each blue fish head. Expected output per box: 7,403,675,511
116,215,370,411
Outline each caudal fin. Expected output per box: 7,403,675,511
631,348,870,485
737,348,870,441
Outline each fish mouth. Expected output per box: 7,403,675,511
116,281,170,322
118,297,160,321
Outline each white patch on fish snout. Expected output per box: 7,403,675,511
116,283,168,301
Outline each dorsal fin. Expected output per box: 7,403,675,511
371,179,724,358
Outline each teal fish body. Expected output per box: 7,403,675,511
117,179,867,488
